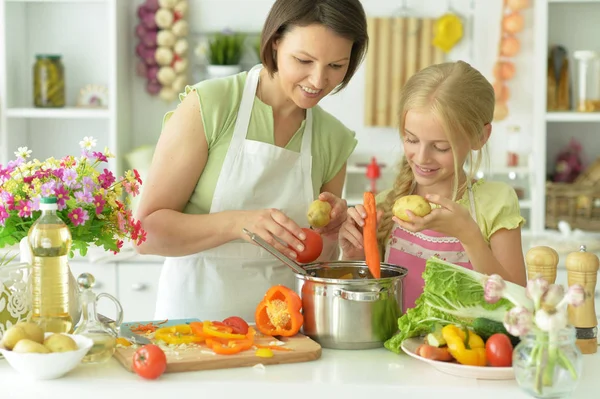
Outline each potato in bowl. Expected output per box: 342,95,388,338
0,323,93,380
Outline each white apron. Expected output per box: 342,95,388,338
154,65,314,322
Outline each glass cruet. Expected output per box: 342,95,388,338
73,273,123,364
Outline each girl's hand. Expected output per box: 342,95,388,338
312,192,348,239
239,208,306,260
393,194,480,244
338,205,382,260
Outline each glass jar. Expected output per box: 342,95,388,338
573,50,600,112
513,326,583,399
33,54,65,108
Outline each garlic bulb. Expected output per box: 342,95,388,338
155,9,174,29
158,0,178,9
160,87,177,102
157,66,176,85
172,75,187,93
172,20,189,37
155,46,174,66
173,58,188,74
174,39,189,55
174,1,189,17
157,29,176,47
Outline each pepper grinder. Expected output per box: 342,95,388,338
566,245,599,355
525,246,559,283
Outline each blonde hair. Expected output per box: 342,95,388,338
377,61,495,250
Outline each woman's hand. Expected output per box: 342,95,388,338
238,208,307,260
312,192,348,239
338,205,382,260
393,194,480,244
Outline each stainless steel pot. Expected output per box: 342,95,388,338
294,261,408,350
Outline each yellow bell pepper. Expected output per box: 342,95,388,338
154,324,205,345
441,324,487,367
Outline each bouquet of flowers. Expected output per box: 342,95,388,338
0,136,146,257
484,274,585,396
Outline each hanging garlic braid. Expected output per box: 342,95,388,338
377,61,495,253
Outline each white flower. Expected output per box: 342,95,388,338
14,146,32,159
79,136,97,150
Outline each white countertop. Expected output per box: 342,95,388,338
1,348,598,398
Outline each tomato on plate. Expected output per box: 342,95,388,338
485,333,513,367
132,344,167,380
222,316,249,335
293,228,323,264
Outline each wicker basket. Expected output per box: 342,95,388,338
545,182,600,231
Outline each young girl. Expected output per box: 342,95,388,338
339,61,527,313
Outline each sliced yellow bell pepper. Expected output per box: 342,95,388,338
154,324,205,345
441,324,487,367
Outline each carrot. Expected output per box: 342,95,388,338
416,344,454,362
363,191,381,279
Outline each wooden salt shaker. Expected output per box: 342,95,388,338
525,246,559,283
566,245,599,355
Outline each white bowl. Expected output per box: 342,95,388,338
0,332,94,380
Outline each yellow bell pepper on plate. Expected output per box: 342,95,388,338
441,324,487,366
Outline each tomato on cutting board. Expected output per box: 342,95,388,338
222,316,249,335
132,344,167,380
485,333,513,367
293,228,323,264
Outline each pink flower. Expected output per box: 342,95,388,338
61,169,78,187
92,151,108,163
54,185,70,210
133,169,143,184
117,212,126,232
40,181,55,197
123,181,140,196
16,200,33,218
98,169,115,189
68,208,89,226
93,194,105,215
0,206,9,226
82,176,98,192
74,190,93,204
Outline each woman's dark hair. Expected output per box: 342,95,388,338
260,0,368,93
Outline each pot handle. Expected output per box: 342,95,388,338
335,288,387,302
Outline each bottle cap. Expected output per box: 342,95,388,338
40,196,58,204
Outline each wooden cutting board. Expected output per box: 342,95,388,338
113,319,322,373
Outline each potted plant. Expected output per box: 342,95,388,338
206,29,246,79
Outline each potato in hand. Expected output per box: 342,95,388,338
392,195,432,222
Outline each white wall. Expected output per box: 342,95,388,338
127,0,535,169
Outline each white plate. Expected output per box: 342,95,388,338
401,337,515,380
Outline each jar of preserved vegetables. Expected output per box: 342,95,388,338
33,55,65,108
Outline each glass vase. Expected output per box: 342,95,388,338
513,326,583,398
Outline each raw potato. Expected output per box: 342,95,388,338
16,321,45,344
392,195,432,222
43,333,78,353
307,200,332,228
1,326,28,350
12,339,50,354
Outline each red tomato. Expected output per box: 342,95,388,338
293,228,323,264
222,316,249,335
132,344,167,380
485,333,513,367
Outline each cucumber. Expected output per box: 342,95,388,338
472,317,520,346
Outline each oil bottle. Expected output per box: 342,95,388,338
28,196,73,333
74,273,123,363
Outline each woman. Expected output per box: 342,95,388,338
135,0,369,321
